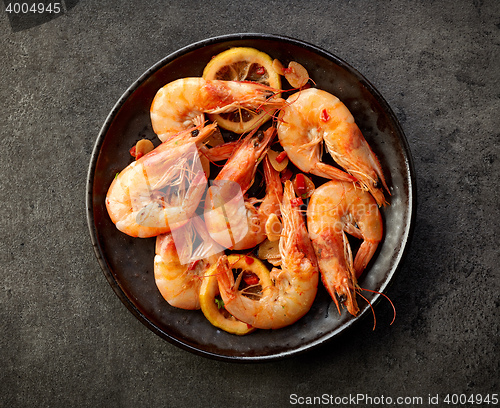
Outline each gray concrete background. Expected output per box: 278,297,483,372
1,1,498,407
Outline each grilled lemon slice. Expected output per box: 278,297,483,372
199,254,272,335
202,47,281,133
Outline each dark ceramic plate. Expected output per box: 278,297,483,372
87,33,416,361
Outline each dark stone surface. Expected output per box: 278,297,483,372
1,1,498,407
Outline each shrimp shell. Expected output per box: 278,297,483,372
277,88,389,206
307,179,383,316
154,217,223,310
151,78,283,142
105,123,216,238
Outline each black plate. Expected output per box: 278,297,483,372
86,33,416,361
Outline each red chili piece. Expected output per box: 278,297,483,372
321,109,330,122
244,255,254,265
243,272,259,286
296,173,306,195
291,197,304,207
276,151,288,163
255,66,265,75
129,145,137,158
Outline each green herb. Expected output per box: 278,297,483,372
215,298,225,309
115,172,120,179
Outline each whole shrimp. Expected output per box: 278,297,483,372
216,181,319,330
277,88,389,206
307,179,383,316
105,123,216,238
154,217,223,310
204,127,282,250
150,78,283,142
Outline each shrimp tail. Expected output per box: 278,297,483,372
261,156,283,214
349,147,390,207
353,240,379,278
312,162,357,182
371,188,388,208
183,170,208,207
215,255,237,304
366,152,390,207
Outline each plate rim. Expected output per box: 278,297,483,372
86,32,417,362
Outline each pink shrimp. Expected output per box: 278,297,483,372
277,88,389,206
150,77,283,142
105,123,216,238
216,181,319,329
154,218,223,310
306,179,383,316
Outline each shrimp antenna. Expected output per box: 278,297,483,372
269,96,298,125
198,148,226,168
258,104,281,123
357,291,377,331
358,287,396,326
